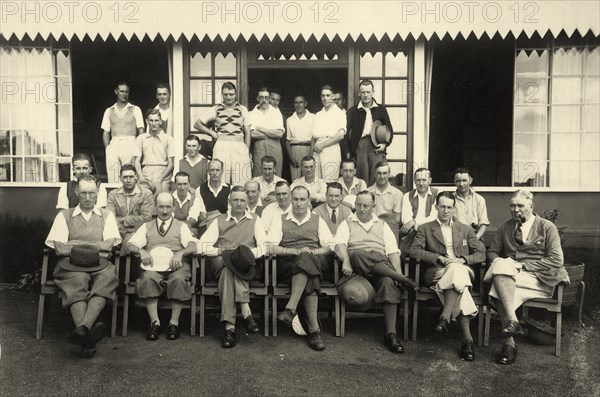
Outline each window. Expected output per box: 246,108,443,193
514,45,600,189
0,44,72,183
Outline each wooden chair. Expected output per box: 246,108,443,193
339,258,410,339
408,257,488,346
197,255,270,337
271,254,341,337
121,253,197,336
36,247,120,340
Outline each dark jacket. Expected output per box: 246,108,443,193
342,101,393,159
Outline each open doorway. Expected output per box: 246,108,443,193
70,38,170,180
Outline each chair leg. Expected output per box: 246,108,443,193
272,296,278,337
484,305,491,347
403,299,409,341
263,295,269,337
122,295,129,337
340,300,345,337
477,304,484,347
411,300,419,341
577,281,585,325
334,297,340,337
36,294,46,340
111,295,118,338
190,295,197,336
199,295,205,337
555,311,562,357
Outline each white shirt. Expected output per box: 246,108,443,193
100,102,144,132
183,153,207,167
286,111,315,143
252,175,285,200
260,202,291,235
187,182,229,221
313,106,346,142
45,205,122,248
266,210,334,251
56,182,108,210
247,198,263,214
148,103,172,136
197,211,266,258
519,215,536,244
358,100,379,137
172,190,193,209
291,177,328,203
401,188,438,227
436,218,456,258
128,217,197,250
249,104,284,133
335,214,399,256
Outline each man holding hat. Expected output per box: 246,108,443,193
343,80,393,185
45,174,121,358
335,191,417,354
126,193,198,341
197,186,267,348
266,186,335,351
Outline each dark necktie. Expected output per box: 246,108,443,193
331,209,337,224
159,221,166,234
515,223,524,245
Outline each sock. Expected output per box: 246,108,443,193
70,301,87,327
80,296,107,329
304,294,319,333
440,289,459,320
170,301,183,326
146,298,160,326
224,321,235,331
285,273,308,312
240,303,252,319
458,315,473,342
382,303,397,335
493,275,518,322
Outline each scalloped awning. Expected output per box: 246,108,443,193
2,0,598,42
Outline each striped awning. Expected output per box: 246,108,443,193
2,0,599,42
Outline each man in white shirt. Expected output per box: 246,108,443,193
261,181,292,235
56,153,108,210
147,83,172,136
245,180,264,216
249,87,285,177
251,155,285,205
368,161,403,243
337,159,367,209
400,168,438,253
286,96,314,180
291,156,327,207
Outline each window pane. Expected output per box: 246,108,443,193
553,48,583,76
370,79,382,103
384,80,406,105
214,53,236,76
57,104,71,131
190,80,214,105
43,156,59,182
190,53,211,77
514,133,547,160
387,107,406,132
552,77,582,104
585,77,599,103
387,134,407,160
515,77,548,105
551,105,581,132
0,131,9,155
0,156,10,181
388,161,406,178
582,133,600,160
14,158,43,182
56,77,72,103
385,53,407,77
29,130,56,156
584,105,600,131
551,133,581,160
585,47,600,76
515,49,548,76
360,53,382,77
513,160,547,186
514,106,548,132
549,161,579,187
190,106,213,131
581,161,600,187
55,50,70,76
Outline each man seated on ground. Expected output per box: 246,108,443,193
408,192,486,361
126,193,198,341
453,167,490,240
45,175,121,358
337,159,367,209
171,172,197,227
197,186,267,348
56,153,107,210
178,134,209,189
291,156,327,207
260,181,292,235
245,180,264,216
485,189,568,365
312,182,352,237
252,155,285,205
400,167,438,253
368,161,403,243
335,191,418,354
187,159,231,233
106,163,154,245
267,186,335,351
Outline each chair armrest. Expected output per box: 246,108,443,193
191,254,199,289
41,247,53,284
123,252,132,284
333,256,340,284
555,282,565,304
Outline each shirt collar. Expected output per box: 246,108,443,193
291,110,312,120
455,188,476,199
144,130,166,140
436,218,454,227
357,100,379,110
72,205,102,217
372,183,392,194
184,153,206,162
412,188,433,198
172,190,192,206
518,214,535,229
248,197,263,211
348,213,381,226
226,210,253,222
285,209,312,225
116,185,141,196
110,102,134,109
156,216,173,228
208,181,228,195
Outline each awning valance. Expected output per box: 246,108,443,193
2,0,598,42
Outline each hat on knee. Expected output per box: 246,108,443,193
222,245,256,281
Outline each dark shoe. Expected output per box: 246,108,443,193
384,333,404,354
167,324,180,340
460,340,475,361
81,341,97,358
243,315,260,334
308,331,325,351
146,323,161,341
69,325,89,345
81,322,105,359
434,317,450,334
277,309,296,327
497,344,518,365
501,320,523,338
222,328,236,348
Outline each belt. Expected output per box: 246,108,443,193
290,142,311,146
216,134,244,142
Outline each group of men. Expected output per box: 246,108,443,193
45,80,567,366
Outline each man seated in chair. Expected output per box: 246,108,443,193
408,192,486,361
126,193,198,341
56,153,108,210
198,186,267,348
335,191,418,354
486,189,567,365
187,159,231,234
45,175,121,358
266,186,335,351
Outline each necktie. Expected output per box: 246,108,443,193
515,223,524,245
159,221,166,234
331,209,337,224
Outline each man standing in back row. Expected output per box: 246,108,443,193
249,87,285,177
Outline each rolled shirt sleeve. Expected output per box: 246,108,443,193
252,216,267,258
198,106,217,127
127,223,148,249
133,106,145,129
187,187,207,221
317,217,335,251
265,215,284,246
179,223,198,248
196,218,219,256
334,220,350,246
476,195,491,226
382,221,400,256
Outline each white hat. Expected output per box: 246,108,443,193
141,246,173,271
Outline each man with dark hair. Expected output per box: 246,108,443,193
286,95,314,180
45,174,121,357
333,89,346,111
249,87,285,177
187,159,231,228
400,167,438,253
261,181,292,235
244,180,264,216
343,79,393,185
267,186,335,350
179,135,209,189
106,163,154,244
453,167,490,240
312,182,352,237
172,172,197,228
194,82,252,185
368,161,403,242
101,82,145,182
198,186,267,347
56,153,108,210
291,156,327,206
409,191,486,361
252,155,285,205
337,159,367,209
148,83,172,136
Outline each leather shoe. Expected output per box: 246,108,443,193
243,315,260,334
460,340,475,361
69,325,89,345
222,328,236,348
167,324,180,340
384,333,404,354
501,320,523,338
82,322,105,359
277,309,296,327
146,323,161,341
497,344,518,365
308,331,325,351
434,317,450,334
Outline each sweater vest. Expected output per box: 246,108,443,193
280,213,320,249
178,158,209,189
199,183,230,213
215,214,257,251
215,103,244,136
145,218,185,252
347,220,386,256
62,208,109,242
173,195,195,221
66,181,80,208
108,106,138,137
408,188,438,219
313,204,351,236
